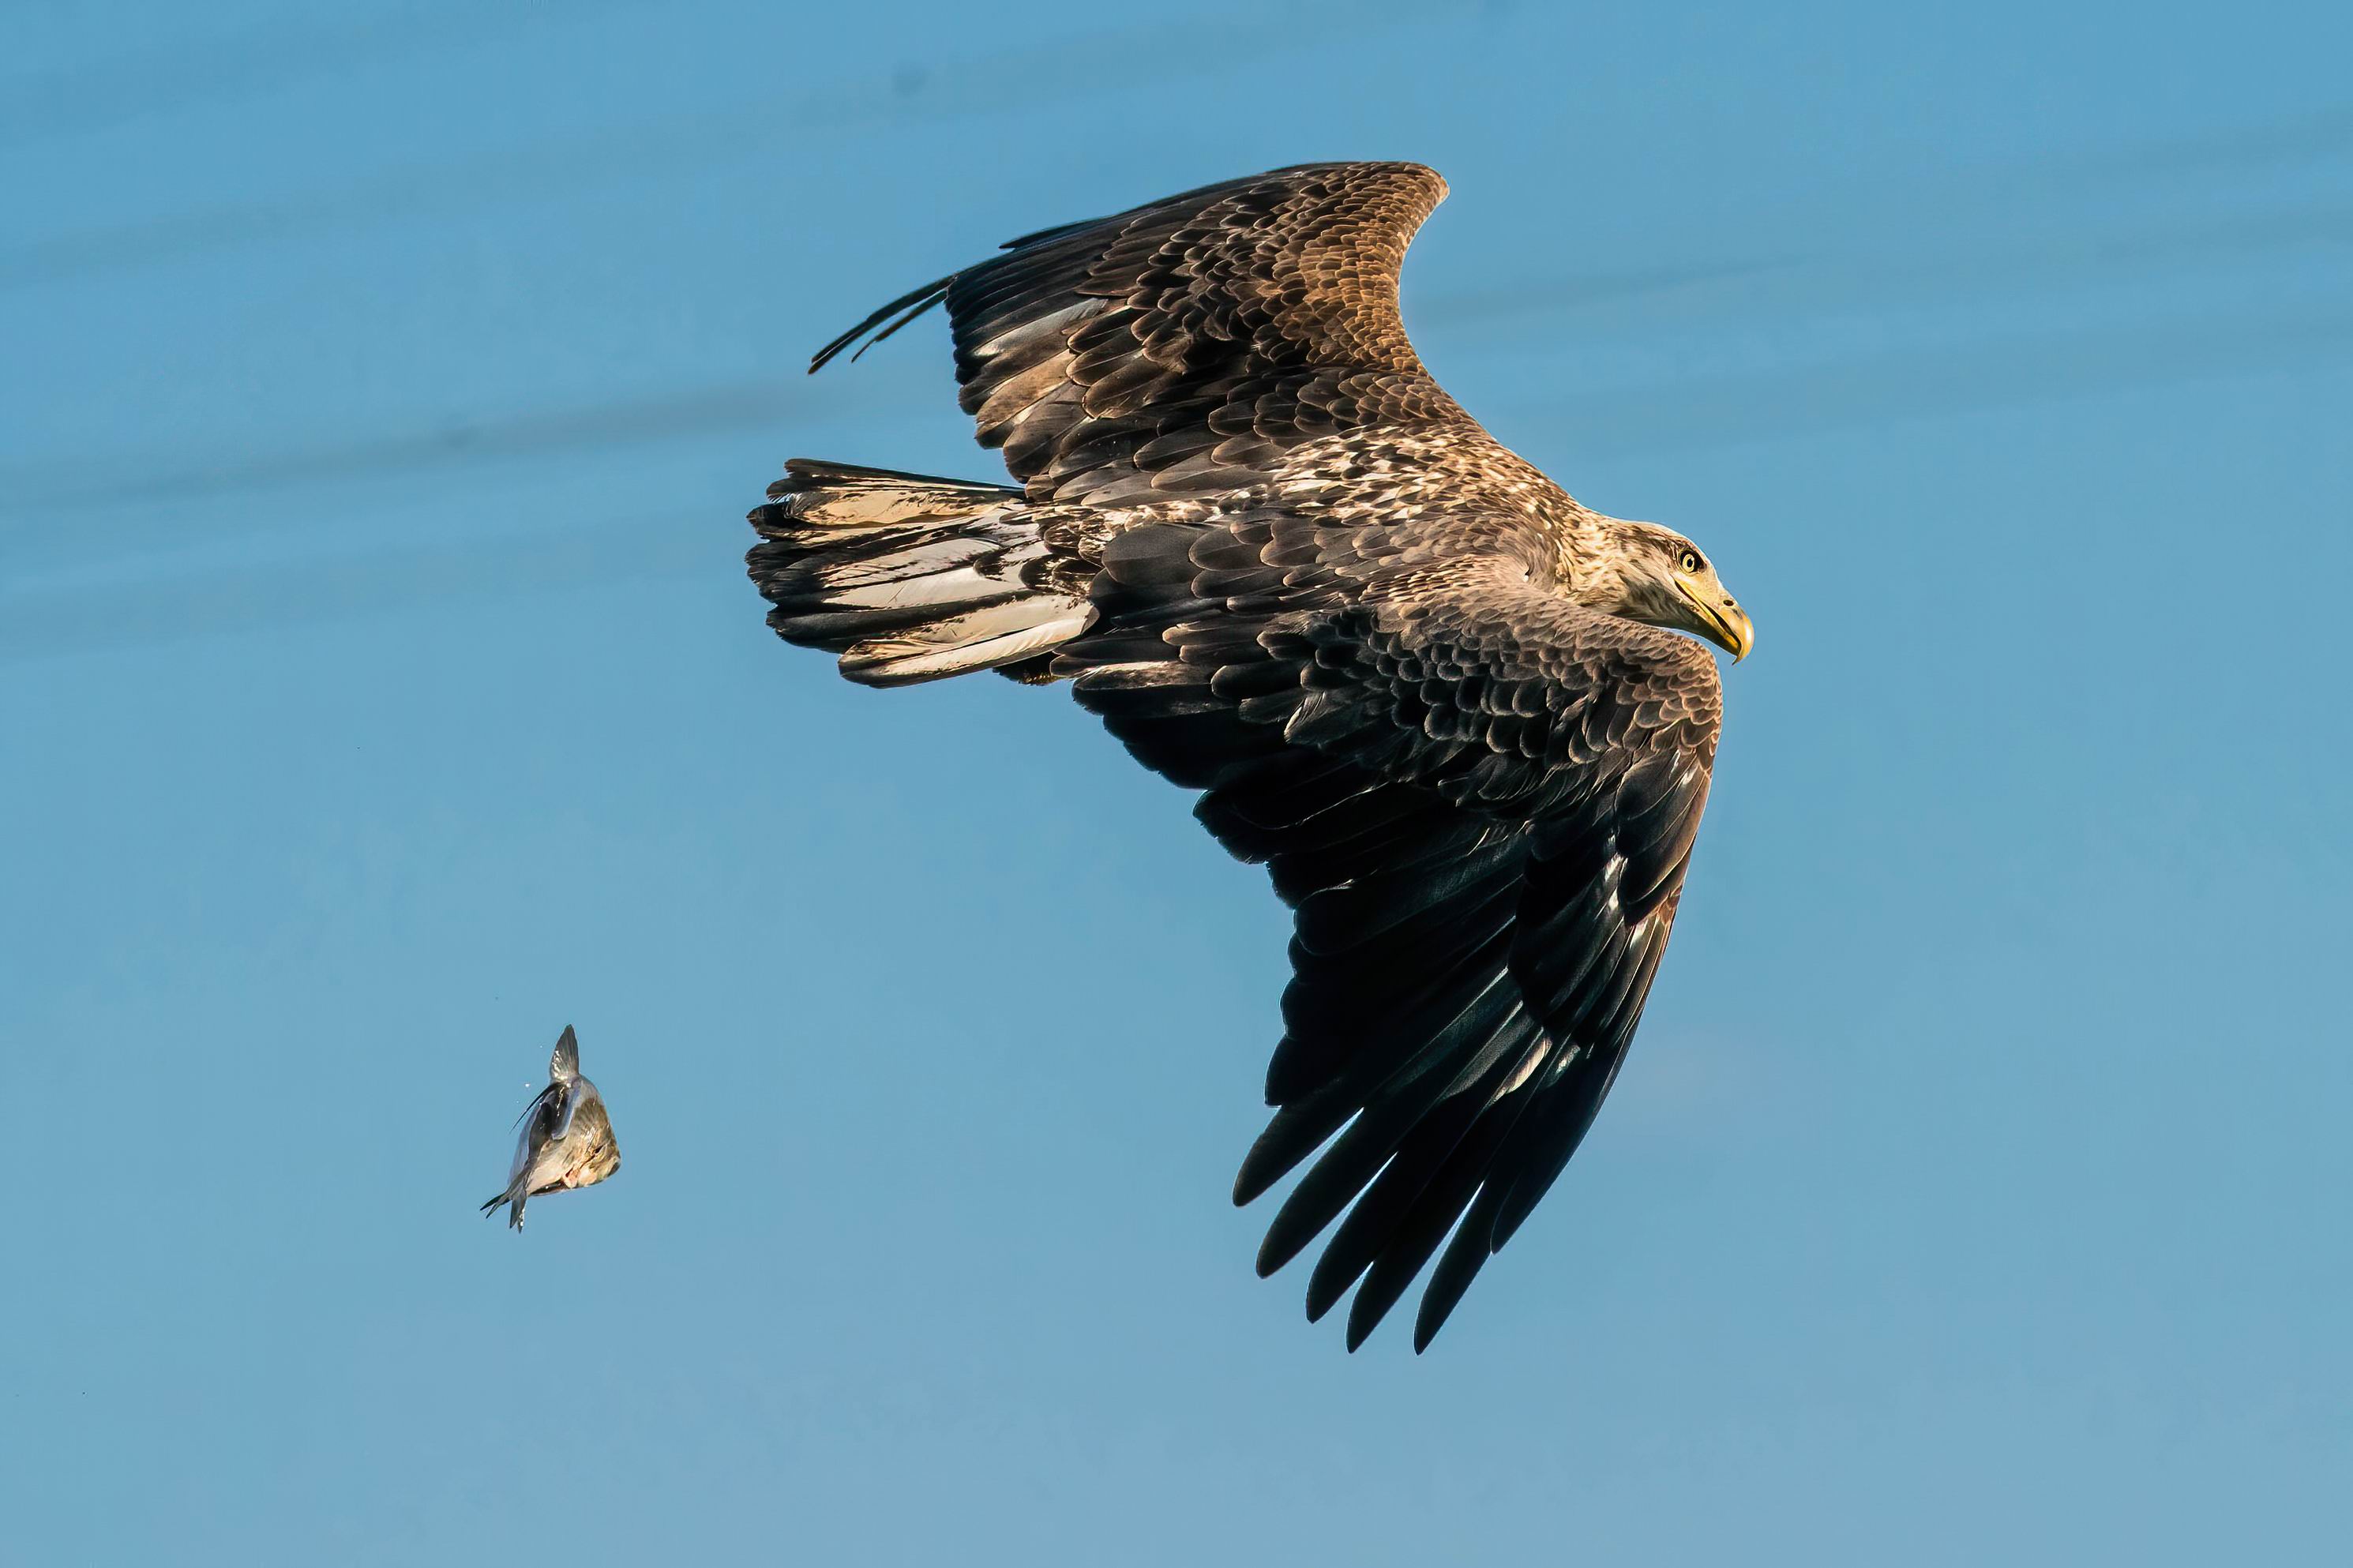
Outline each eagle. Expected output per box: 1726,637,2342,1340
745,163,1751,1351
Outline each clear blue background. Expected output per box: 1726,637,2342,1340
6,2,2351,1562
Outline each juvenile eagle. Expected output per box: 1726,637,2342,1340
747,163,1751,1350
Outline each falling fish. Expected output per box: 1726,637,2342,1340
482,1025,620,1231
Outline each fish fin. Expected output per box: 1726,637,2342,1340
511,1078,565,1131
550,1025,580,1082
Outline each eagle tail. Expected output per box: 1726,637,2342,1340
747,459,1096,687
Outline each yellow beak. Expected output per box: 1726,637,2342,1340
1678,581,1754,662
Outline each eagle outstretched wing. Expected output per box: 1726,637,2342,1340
810,162,1473,503
1067,520,1720,1349
771,163,1726,1349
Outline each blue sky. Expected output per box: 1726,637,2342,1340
6,2,2351,1562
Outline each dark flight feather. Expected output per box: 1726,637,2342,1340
748,163,1727,1348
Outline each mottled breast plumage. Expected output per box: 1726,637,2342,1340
749,161,1736,1351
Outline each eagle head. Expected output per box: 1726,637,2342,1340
1578,519,1754,662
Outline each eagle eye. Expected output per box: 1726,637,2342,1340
1676,548,1702,573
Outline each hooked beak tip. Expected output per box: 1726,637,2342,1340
1681,582,1754,663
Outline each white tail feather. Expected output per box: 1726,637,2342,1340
748,460,1096,687
841,605,1096,683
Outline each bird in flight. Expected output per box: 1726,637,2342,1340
482,1026,621,1231
747,163,1751,1349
